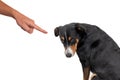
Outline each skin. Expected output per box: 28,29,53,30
0,1,48,34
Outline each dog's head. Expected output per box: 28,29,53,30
54,23,86,58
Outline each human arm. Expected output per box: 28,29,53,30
0,1,47,34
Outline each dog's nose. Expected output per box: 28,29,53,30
66,53,72,58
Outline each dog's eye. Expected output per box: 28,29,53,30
70,38,77,44
70,38,75,43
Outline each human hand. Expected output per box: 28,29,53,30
13,11,48,34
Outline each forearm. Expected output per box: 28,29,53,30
0,0,48,34
0,0,17,18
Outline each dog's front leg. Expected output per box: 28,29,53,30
83,66,90,80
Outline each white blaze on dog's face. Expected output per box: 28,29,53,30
60,36,79,58
65,39,79,58
65,47,74,57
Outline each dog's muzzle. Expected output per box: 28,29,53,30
65,47,74,58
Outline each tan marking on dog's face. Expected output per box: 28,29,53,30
68,37,72,41
60,36,65,42
69,39,79,54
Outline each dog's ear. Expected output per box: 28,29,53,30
54,27,60,37
75,23,86,38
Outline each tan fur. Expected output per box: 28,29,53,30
83,67,90,80
70,39,79,54
90,73,97,80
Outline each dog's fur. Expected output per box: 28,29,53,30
54,23,120,80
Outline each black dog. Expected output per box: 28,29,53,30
54,23,120,80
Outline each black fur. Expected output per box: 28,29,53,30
54,23,120,80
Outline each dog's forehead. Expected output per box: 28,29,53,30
59,25,77,37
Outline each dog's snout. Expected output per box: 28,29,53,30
65,47,74,58
66,53,72,58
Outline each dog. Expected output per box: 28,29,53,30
54,23,120,80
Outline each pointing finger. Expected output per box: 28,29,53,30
34,24,48,34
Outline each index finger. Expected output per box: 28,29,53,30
34,24,48,34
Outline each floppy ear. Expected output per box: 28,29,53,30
75,23,86,38
54,27,60,37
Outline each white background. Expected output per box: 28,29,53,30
0,0,120,80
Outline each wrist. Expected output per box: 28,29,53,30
11,9,19,19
